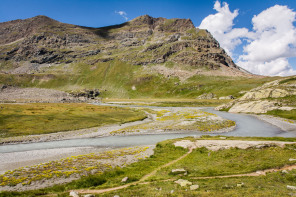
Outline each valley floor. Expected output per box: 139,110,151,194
1,101,296,196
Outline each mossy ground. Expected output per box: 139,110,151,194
266,109,296,121
111,108,235,135
0,103,146,138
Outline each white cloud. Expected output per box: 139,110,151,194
115,11,128,21
237,58,296,76
199,1,296,76
199,1,250,56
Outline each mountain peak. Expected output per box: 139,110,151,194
29,15,58,24
129,15,195,32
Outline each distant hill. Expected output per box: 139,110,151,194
0,15,269,99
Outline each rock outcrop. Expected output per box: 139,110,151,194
196,92,216,99
216,77,296,113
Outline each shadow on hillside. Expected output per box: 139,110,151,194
80,22,128,38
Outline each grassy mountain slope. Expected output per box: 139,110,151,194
0,15,276,98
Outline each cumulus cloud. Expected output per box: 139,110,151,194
115,11,128,21
199,1,250,56
238,5,296,76
199,1,296,76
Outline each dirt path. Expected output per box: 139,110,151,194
75,139,296,195
191,164,296,179
76,147,193,195
140,147,193,182
76,163,296,195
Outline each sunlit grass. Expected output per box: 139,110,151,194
266,109,296,121
0,103,146,137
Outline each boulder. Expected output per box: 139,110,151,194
83,195,95,197
175,179,192,187
69,191,79,197
121,177,128,182
282,170,289,174
190,185,199,190
236,183,244,187
287,185,296,190
196,93,216,99
215,101,235,111
171,168,187,175
219,95,235,100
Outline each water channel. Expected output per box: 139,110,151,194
1,106,295,154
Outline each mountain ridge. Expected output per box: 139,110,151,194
0,14,248,74
0,15,264,99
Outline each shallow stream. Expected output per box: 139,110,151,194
0,106,295,154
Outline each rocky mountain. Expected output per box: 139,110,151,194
0,15,249,74
0,15,259,98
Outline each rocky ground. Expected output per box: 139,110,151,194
0,145,154,191
0,85,100,103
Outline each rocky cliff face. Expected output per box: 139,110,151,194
0,15,249,76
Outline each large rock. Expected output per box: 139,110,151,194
196,92,216,99
69,191,79,197
229,100,278,113
121,177,128,182
239,88,289,100
171,168,187,175
83,195,95,197
215,101,235,111
175,179,192,187
219,95,235,100
190,185,199,190
287,185,296,190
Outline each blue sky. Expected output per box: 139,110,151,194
1,0,296,76
1,0,295,28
